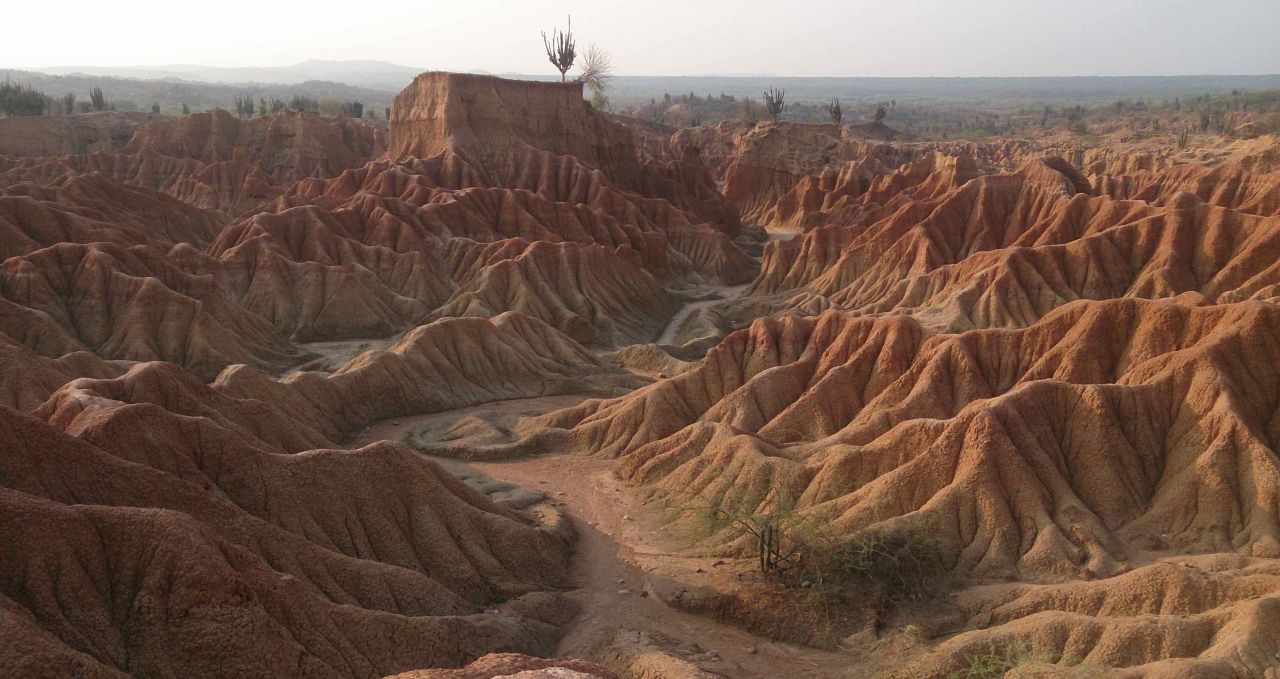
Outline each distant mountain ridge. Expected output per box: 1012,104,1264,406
0,68,399,116
9,61,1280,112
35,59,427,91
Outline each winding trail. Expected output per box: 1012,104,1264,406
349,395,855,678
653,223,798,348
655,283,750,347
465,453,853,678
345,224,853,676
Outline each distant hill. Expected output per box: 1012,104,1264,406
0,69,399,117
603,74,1280,107
7,61,1280,115
34,59,427,92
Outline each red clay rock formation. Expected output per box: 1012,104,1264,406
386,653,616,678
1092,160,1280,216
0,394,573,677
125,108,383,183
0,78,746,386
892,555,1280,677
373,134,1280,675
722,123,847,224
0,334,120,410
2,109,382,214
212,313,646,437
1,239,307,379
0,111,148,157
743,156,1280,331
386,73,729,225
0,71,749,678
486,298,1280,674
714,120,1032,227
434,239,681,346
0,172,224,257
380,72,750,282
13,69,1280,678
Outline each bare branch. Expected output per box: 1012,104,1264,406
577,43,614,94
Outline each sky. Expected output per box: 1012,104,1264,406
6,0,1280,77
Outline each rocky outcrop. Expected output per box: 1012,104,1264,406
714,121,1033,227
2,109,382,214
0,111,147,157
388,72,738,231
1092,160,1280,216
741,157,1280,331
507,298,1280,591
0,392,573,678
386,653,616,678
12,69,1280,678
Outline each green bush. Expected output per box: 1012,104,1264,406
796,518,952,614
0,80,52,116
946,640,1045,679
289,95,319,112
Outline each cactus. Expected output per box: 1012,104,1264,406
234,94,255,118
764,88,785,122
289,95,319,113
0,79,52,116
827,98,842,124
542,15,576,82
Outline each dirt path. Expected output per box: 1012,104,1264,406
656,283,751,347
765,224,803,242
653,224,802,349
342,227,856,677
350,396,855,679
462,453,855,679
284,338,396,377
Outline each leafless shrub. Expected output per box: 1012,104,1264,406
578,43,614,94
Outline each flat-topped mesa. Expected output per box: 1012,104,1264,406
388,72,641,183
385,72,741,233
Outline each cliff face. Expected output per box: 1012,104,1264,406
125,107,384,184
0,111,148,157
1,109,383,215
386,72,741,233
0,74,754,401
388,73,638,181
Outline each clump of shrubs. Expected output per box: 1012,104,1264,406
289,95,319,113
793,518,953,616
0,80,52,116
946,639,1046,679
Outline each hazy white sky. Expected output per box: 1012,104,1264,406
8,0,1279,77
